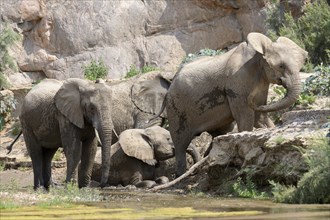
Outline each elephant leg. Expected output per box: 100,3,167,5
78,137,97,188
232,105,254,131
42,148,58,190
254,112,275,128
22,129,43,190
64,138,82,184
59,118,82,184
30,148,43,190
172,132,193,177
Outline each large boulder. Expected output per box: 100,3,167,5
207,109,330,187
1,0,268,84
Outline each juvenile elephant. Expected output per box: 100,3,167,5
165,32,308,176
19,78,113,189
92,126,175,188
108,71,201,162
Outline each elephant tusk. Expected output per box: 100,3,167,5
113,128,119,139
95,129,102,145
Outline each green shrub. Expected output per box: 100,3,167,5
0,94,17,131
83,59,108,81
0,73,10,89
11,121,21,136
265,0,330,68
142,65,157,73
303,64,330,97
125,64,140,79
125,64,157,79
182,48,225,64
271,135,330,204
232,176,268,199
0,24,21,89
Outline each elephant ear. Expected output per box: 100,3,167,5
55,78,88,129
275,37,308,71
247,32,272,55
131,74,171,116
118,129,157,166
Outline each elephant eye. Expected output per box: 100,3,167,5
279,64,285,69
89,104,96,111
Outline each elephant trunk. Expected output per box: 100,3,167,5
256,72,301,112
97,121,113,188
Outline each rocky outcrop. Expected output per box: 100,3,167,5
1,0,268,84
207,109,330,187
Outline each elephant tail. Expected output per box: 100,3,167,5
6,130,22,154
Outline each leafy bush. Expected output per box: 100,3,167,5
265,0,330,67
142,65,157,73
0,94,17,131
271,135,330,204
125,64,157,79
182,48,225,64
0,24,21,89
303,64,330,97
83,59,108,81
11,121,21,136
232,176,268,199
125,64,140,79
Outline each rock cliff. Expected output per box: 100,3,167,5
1,0,267,84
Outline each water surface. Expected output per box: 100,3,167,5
1,190,329,219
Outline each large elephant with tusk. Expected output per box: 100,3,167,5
18,78,114,189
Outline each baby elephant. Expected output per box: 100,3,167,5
92,126,175,188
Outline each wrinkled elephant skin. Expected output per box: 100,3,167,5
166,32,308,176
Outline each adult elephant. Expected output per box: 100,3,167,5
108,71,201,162
164,32,308,176
92,126,175,188
19,78,113,189
108,71,173,141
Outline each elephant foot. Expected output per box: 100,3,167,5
98,182,109,188
155,176,169,185
34,186,49,193
135,180,157,188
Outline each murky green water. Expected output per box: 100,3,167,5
1,190,329,219
97,190,330,219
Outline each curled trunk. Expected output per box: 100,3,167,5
256,73,301,112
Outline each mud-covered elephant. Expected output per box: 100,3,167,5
19,78,113,189
164,32,308,176
92,126,175,188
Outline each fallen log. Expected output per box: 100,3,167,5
150,155,209,191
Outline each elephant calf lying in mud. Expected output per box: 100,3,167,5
92,126,199,188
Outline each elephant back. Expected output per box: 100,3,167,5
118,129,157,166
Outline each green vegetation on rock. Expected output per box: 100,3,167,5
125,64,158,79
266,0,330,69
0,93,17,131
271,135,330,204
182,48,225,64
0,24,21,89
83,58,108,81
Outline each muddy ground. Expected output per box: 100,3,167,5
0,121,209,195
